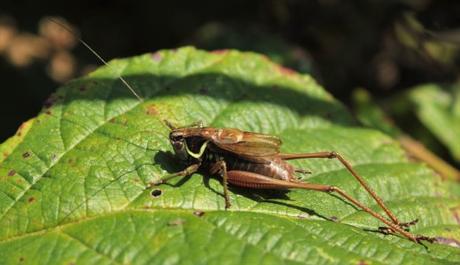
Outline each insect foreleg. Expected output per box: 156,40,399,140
279,151,405,227
149,163,200,187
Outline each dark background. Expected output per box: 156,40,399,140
1,0,459,145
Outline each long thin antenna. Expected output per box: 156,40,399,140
46,17,144,101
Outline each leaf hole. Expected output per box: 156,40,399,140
193,210,205,217
151,189,162,197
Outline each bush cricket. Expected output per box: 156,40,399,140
153,121,433,243
50,18,435,244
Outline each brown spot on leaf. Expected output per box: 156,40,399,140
211,49,229,55
276,65,296,76
193,210,205,217
22,152,30,158
67,158,77,167
3,152,9,158
28,197,35,203
145,104,159,116
152,52,162,62
8,169,16,176
16,122,27,136
19,257,24,262
45,110,52,115
357,260,369,265
168,218,185,226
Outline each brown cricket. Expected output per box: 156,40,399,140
49,18,435,243
152,121,434,243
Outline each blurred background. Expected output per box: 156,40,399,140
1,0,459,176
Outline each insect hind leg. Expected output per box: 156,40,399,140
279,151,404,227
224,170,433,243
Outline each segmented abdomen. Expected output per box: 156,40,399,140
204,151,295,181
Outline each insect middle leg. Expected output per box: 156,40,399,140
225,170,432,243
279,151,412,227
209,160,232,209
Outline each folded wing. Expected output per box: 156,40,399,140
210,128,281,161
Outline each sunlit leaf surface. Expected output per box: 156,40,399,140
0,47,459,265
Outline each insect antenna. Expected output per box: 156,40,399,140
164,120,177,130
42,18,171,226
45,17,144,102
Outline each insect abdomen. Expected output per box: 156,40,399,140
205,151,295,181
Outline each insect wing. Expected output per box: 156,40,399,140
211,128,281,157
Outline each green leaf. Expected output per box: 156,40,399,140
0,47,459,265
0,118,35,164
408,83,460,162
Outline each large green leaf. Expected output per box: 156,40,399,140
0,47,459,264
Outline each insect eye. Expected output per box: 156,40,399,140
170,134,183,142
